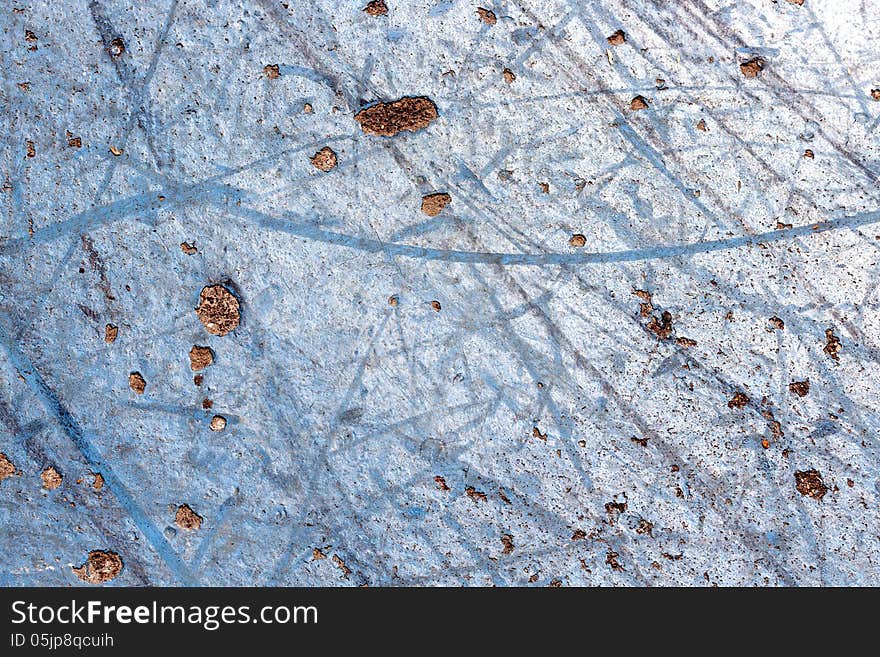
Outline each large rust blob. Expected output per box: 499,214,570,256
354,96,438,137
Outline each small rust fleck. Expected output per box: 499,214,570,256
465,486,487,503
189,345,214,371
363,0,388,16
0,453,16,483
41,466,62,490
128,372,146,395
175,504,203,530
630,95,649,110
108,37,125,57
310,146,338,172
607,29,626,45
421,192,451,216
795,469,827,500
740,57,765,78
477,7,497,25
823,329,841,361
727,391,749,409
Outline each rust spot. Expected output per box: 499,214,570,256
606,549,624,571
354,97,438,137
0,453,16,483
630,95,649,110
465,486,487,503
363,0,388,16
72,550,123,584
647,310,673,339
175,504,203,530
108,37,125,58
795,469,828,500
607,29,626,45
421,192,451,216
823,329,841,361
189,346,214,371
739,57,765,78
727,391,749,409
128,372,146,395
41,466,62,490
789,380,810,397
310,146,338,172
196,284,240,336
477,7,497,25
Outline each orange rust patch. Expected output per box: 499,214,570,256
175,504,203,530
363,0,388,16
477,7,496,24
0,453,16,483
129,372,146,395
421,192,451,216
310,146,337,172
72,550,123,584
354,97,438,137
740,57,765,78
630,95,649,110
41,466,62,490
189,346,214,371
196,285,240,336
607,29,626,45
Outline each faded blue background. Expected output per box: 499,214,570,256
1,0,879,586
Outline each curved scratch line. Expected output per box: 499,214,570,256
228,204,880,266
